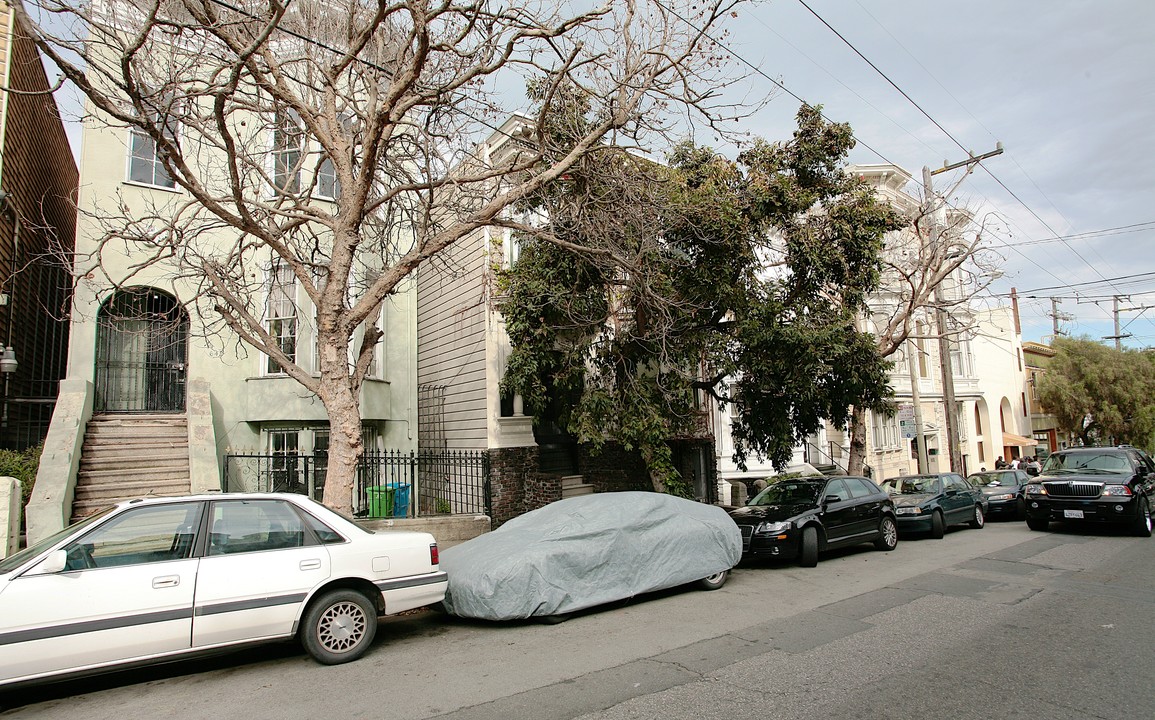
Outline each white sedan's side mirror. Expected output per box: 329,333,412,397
29,549,68,575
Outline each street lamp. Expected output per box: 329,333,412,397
0,344,14,374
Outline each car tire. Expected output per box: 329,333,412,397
1026,516,1049,531
1016,498,1027,521
799,526,819,567
969,504,985,529
697,570,729,591
538,613,572,624
1132,498,1152,538
300,589,378,665
930,510,945,539
873,516,898,551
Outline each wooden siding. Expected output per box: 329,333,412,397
416,226,490,450
0,7,79,449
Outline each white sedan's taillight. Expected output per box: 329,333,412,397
430,543,440,565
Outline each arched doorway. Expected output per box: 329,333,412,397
94,287,189,413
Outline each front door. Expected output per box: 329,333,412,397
94,287,189,413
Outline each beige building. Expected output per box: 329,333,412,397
1023,340,1060,456
28,36,417,543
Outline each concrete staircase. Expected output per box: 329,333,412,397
561,474,594,498
71,415,192,522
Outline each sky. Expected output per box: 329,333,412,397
46,0,1154,347
709,0,1155,348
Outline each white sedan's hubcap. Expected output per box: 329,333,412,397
319,602,366,652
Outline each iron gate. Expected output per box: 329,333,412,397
94,288,189,413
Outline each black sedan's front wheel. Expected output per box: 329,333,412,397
301,589,378,665
874,516,898,551
1132,498,1152,538
799,526,819,567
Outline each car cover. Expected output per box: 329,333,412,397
439,491,742,620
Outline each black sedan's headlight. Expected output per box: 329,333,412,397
894,506,923,515
756,520,792,534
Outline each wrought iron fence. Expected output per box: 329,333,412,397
223,449,490,519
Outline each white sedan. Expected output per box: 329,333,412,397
0,493,447,687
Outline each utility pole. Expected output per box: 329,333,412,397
1108,299,1155,349
906,340,930,473
1049,298,1072,337
1107,296,1129,350
924,144,1003,475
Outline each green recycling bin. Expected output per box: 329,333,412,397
366,486,395,518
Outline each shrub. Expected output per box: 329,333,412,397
0,444,42,507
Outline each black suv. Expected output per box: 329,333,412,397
727,475,897,567
1023,446,1155,536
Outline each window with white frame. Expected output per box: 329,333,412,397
128,104,179,189
316,156,340,200
950,337,974,378
871,411,900,451
267,428,301,493
265,260,297,374
312,271,381,378
273,108,303,193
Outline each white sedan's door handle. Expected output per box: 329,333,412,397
152,575,181,589
299,559,322,571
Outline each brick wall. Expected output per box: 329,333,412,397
490,438,718,526
488,446,562,528
578,443,652,493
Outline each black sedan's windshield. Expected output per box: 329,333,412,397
1042,452,1131,475
969,472,1018,487
748,481,823,507
880,476,941,495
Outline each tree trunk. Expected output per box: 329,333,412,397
320,385,364,516
846,407,868,476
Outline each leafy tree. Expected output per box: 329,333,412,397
1035,337,1155,450
499,105,902,494
13,0,749,513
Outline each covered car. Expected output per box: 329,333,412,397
439,492,742,621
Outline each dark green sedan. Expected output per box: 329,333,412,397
879,473,988,538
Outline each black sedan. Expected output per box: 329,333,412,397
879,473,987,538
968,469,1031,520
727,476,897,567
1024,446,1155,535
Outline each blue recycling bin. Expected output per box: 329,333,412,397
386,481,411,518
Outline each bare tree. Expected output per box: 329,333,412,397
12,0,750,513
845,176,1003,474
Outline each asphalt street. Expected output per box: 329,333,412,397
4,520,1152,719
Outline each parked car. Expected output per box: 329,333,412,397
1023,446,1155,536
879,473,987,538
0,493,447,688
723,463,830,507
727,475,897,567
439,492,741,621
968,469,1031,520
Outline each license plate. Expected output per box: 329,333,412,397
1064,509,1084,519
